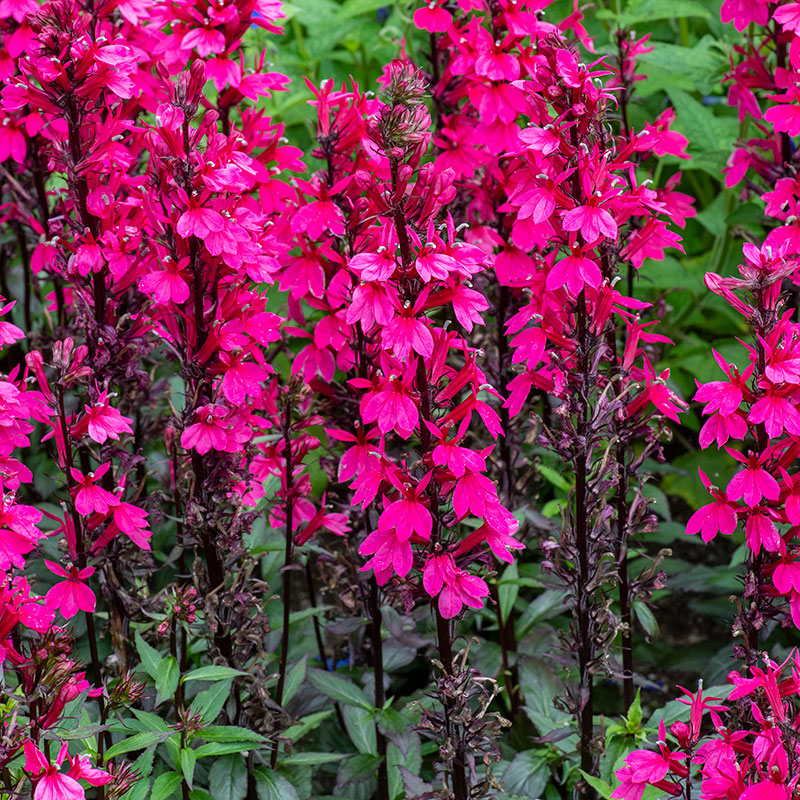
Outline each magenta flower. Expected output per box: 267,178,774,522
725,449,780,508
71,391,133,445
422,553,491,619
70,464,118,516
24,740,111,800
561,199,618,242
359,527,413,584
413,2,452,32
686,469,739,543
44,562,96,620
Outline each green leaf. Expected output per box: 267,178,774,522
190,678,232,725
282,710,333,743
208,754,247,800
374,708,408,739
306,669,373,710
632,602,660,641
502,751,549,797
537,463,570,491
199,726,268,743
336,0,391,18
666,88,738,177
151,772,183,800
181,666,246,683
131,709,170,732
279,751,348,765
254,767,300,800
104,730,173,760
515,589,567,639
156,657,180,706
579,772,613,800
343,704,377,755
612,0,710,25
337,753,382,784
282,655,307,705
194,742,260,758
626,690,643,731
135,630,162,680
498,562,519,626
181,748,196,789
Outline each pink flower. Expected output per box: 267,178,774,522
359,527,413,583
71,464,118,516
72,391,133,445
725,450,780,508
24,740,110,800
561,200,618,242
358,374,418,439
44,562,96,620
381,311,434,360
176,194,225,239
413,2,452,32
764,87,800,137
423,554,490,618
686,470,739,543
139,257,191,305
748,389,800,438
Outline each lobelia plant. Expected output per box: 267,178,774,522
614,1,800,798
279,61,521,798
411,1,694,793
5,0,800,797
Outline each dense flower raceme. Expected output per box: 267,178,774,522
0,0,320,792
401,2,694,782
280,66,517,622
0,325,114,796
686,0,800,661
614,650,800,800
722,0,800,231
688,242,800,653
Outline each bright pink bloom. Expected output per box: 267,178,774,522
44,562,96,620
71,464,117,516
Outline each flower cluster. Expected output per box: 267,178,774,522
615,650,800,800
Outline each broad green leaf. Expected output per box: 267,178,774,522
199,726,267,743
611,0,710,24
151,772,183,800
194,742,259,758
579,772,613,800
131,709,170,732
190,678,232,725
502,751,549,797
343,704,377,755
156,656,180,706
104,730,173,760
387,735,421,800
181,666,246,683
498,562,519,626
135,630,162,680
336,0,392,18
254,767,300,800
537,464,570,491
632,601,660,640
279,751,348,765
282,710,333,743
515,589,567,639
208,754,247,800
181,748,196,789
306,668,373,710
283,655,307,705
